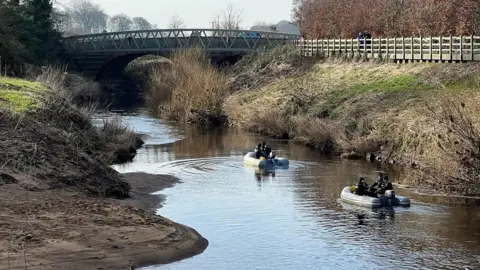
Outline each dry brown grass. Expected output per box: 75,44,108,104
34,65,101,104
97,116,143,164
226,56,480,195
146,48,229,124
0,68,143,198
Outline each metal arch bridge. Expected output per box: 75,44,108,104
63,28,300,52
63,29,300,79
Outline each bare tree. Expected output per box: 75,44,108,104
132,16,152,30
168,14,185,29
108,14,133,31
212,3,243,30
61,0,108,35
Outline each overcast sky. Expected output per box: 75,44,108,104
69,0,294,29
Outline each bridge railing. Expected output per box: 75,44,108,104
298,36,480,61
63,29,300,53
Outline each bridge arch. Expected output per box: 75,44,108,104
95,52,164,80
94,51,243,81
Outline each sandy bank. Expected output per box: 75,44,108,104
0,74,208,270
0,172,207,270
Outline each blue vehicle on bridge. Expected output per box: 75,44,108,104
239,32,261,38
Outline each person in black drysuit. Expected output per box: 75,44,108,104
254,143,263,159
369,172,384,195
377,176,393,195
265,144,272,158
355,177,369,196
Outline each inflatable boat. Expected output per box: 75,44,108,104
243,152,289,168
340,186,410,208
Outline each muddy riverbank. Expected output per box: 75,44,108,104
0,172,207,270
0,75,208,269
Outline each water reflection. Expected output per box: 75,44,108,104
93,110,480,270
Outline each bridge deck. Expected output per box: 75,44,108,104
63,29,299,53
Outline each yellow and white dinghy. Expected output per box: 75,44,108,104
243,152,289,169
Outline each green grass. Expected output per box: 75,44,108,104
0,77,45,91
348,75,422,93
0,77,48,113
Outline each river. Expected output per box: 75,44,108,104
94,108,480,270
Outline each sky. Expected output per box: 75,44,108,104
65,0,295,29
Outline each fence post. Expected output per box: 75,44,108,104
419,36,423,61
429,37,433,61
385,37,389,60
350,38,354,57
439,36,443,61
460,35,463,61
401,36,405,60
449,35,452,62
410,37,414,60
300,39,304,56
471,35,474,61
327,39,330,57
393,37,397,61
341,38,344,54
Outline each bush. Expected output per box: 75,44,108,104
146,48,229,124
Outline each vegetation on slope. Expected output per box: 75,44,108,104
146,49,229,124
0,69,142,198
225,48,480,196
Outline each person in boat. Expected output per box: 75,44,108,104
354,177,369,196
369,172,384,194
254,143,264,159
265,144,272,158
377,176,394,195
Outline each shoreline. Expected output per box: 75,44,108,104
0,172,208,270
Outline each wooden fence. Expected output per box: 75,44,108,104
297,36,480,62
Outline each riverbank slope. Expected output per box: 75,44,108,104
0,75,207,269
224,46,480,196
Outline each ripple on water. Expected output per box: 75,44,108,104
98,111,480,270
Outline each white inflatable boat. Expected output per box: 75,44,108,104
340,186,410,208
243,152,289,168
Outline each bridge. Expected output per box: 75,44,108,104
63,29,300,80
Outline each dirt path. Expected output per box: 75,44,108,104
0,173,207,270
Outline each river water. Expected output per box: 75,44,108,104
94,109,480,270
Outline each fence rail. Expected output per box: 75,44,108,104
297,36,480,61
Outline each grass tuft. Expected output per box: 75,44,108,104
146,48,229,124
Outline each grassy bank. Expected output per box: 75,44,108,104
0,71,210,269
224,46,480,196
0,71,142,197
127,45,480,195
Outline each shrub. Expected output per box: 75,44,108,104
146,48,229,124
